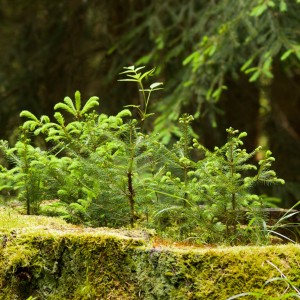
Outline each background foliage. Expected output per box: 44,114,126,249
1,0,300,206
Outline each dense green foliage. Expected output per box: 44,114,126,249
1,1,300,206
1,3,300,298
0,67,285,245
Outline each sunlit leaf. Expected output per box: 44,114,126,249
150,82,163,89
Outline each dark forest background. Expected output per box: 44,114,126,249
1,0,300,207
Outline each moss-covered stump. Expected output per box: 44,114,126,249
0,209,300,299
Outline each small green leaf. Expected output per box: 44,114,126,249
134,66,146,72
208,44,217,56
34,128,42,135
150,82,163,89
118,79,139,82
63,96,76,112
238,132,247,139
244,67,258,74
241,58,254,72
249,70,261,82
124,104,140,109
40,115,50,123
281,49,293,61
266,150,272,156
116,109,132,118
263,70,273,78
54,112,65,125
183,52,198,66
250,4,268,17
140,67,156,80
280,0,287,11
262,56,273,70
127,73,142,80
212,89,221,100
54,102,75,116
119,69,135,75
81,96,99,115
145,113,155,118
119,66,135,73
22,121,38,131
75,91,81,111
136,55,152,65
20,110,39,121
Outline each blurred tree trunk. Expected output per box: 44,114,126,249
199,74,260,151
267,61,300,205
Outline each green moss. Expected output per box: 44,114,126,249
1,209,300,299
132,244,300,299
0,207,72,232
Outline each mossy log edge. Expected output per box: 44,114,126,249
0,213,300,299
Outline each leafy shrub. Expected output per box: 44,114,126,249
0,66,285,245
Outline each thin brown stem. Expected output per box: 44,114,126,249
127,171,135,228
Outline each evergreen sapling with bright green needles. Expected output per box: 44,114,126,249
0,65,287,245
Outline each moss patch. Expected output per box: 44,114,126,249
133,244,300,299
0,209,300,299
